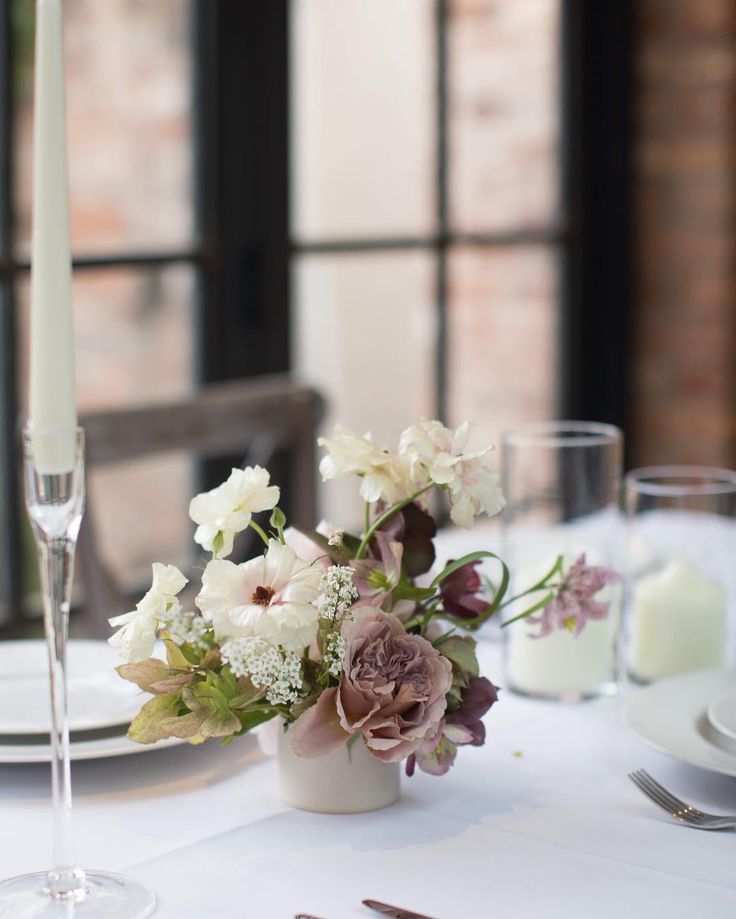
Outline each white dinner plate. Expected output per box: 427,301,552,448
625,669,736,777
708,691,736,742
0,639,143,734
0,732,186,764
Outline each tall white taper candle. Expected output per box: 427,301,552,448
29,0,76,474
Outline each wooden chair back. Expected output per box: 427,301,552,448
77,374,325,637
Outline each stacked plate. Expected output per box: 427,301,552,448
626,669,736,777
0,640,183,763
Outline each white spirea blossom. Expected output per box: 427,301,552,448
315,565,358,622
189,466,280,558
220,637,303,707
318,426,414,504
323,631,347,678
399,419,505,528
327,529,344,547
108,563,188,662
161,608,209,650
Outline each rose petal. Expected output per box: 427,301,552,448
289,688,350,758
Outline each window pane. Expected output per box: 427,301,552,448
291,0,434,240
13,0,193,255
18,265,195,412
449,0,560,233
293,251,435,525
17,264,197,596
448,246,559,447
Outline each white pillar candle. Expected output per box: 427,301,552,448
629,560,726,683
29,0,77,474
505,551,619,699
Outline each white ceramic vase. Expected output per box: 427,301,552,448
277,727,401,814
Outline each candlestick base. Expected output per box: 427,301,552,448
0,870,155,917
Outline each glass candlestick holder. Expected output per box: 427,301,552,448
501,421,624,701
0,427,155,918
625,465,736,684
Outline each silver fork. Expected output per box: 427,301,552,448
629,769,736,830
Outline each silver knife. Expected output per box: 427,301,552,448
363,898,440,919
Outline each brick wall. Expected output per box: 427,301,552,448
632,0,736,467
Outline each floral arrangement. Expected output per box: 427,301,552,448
110,420,618,776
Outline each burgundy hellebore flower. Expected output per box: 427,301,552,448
440,559,490,621
406,676,499,776
379,502,437,578
527,553,620,638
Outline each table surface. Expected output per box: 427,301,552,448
1,640,735,919
1,524,735,918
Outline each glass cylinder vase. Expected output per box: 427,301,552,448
501,421,624,701
625,465,736,684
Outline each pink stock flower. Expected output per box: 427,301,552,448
527,553,620,638
289,607,452,763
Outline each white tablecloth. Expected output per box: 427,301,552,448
1,637,735,919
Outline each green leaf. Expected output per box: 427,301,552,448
238,709,278,734
127,695,180,744
229,676,264,709
215,666,238,698
526,554,564,594
392,584,436,602
501,592,554,628
181,683,241,738
116,658,172,693
429,551,503,590
164,640,192,671
199,647,221,670
149,673,194,694
158,710,206,739
445,684,463,713
436,635,479,679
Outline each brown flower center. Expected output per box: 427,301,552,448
252,585,275,606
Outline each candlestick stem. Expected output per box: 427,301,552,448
41,539,84,897
0,428,156,917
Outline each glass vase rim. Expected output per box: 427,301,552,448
501,420,622,449
625,464,736,497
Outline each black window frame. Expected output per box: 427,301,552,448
0,0,632,628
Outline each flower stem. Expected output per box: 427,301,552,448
249,520,271,548
355,485,433,560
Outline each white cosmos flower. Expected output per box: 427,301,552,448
196,540,322,652
399,419,505,528
318,425,413,504
189,466,280,558
108,563,188,662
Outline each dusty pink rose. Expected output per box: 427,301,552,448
290,607,453,763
